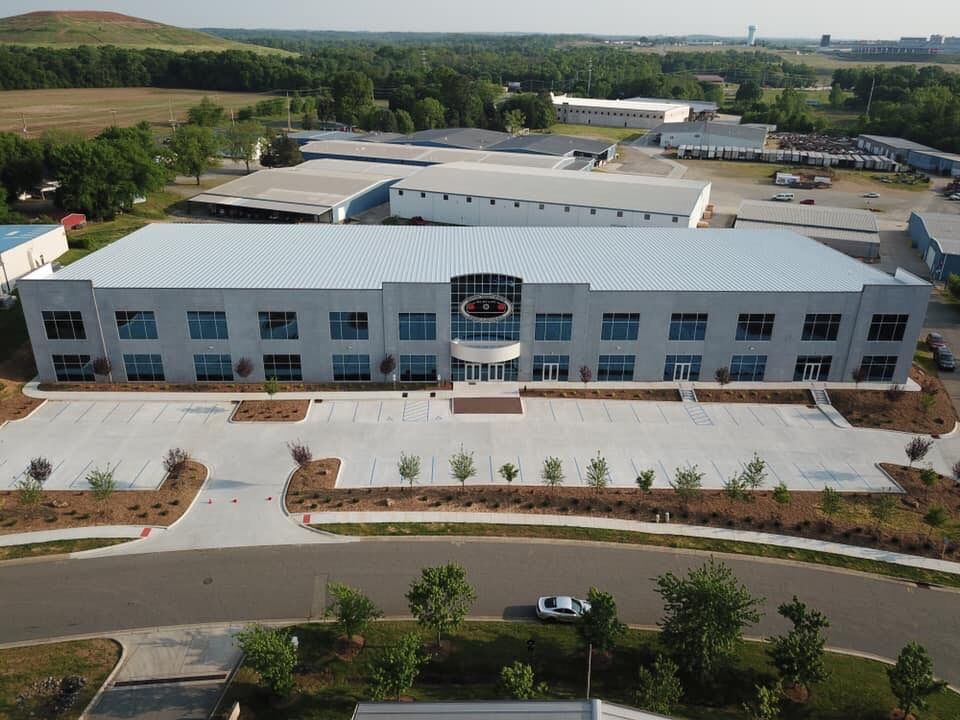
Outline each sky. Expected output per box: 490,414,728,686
0,0,957,40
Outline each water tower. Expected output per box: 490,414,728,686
747,25,758,46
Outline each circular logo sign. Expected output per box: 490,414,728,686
461,295,512,322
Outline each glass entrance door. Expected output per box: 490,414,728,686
487,363,505,381
803,362,821,381
465,363,481,382
542,363,560,381
673,362,692,381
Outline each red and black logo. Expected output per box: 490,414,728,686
461,296,512,321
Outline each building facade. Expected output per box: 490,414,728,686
910,211,960,280
552,95,690,129
18,225,929,387
0,225,68,292
658,121,767,151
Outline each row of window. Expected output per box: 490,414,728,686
49,352,901,384
397,190,654,221
42,310,913,346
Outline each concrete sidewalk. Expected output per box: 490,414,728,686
299,510,960,576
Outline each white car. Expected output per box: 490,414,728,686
862,192,880,199
536,595,591,622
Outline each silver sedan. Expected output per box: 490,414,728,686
536,595,591,622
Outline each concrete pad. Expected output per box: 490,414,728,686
576,401,612,424
327,400,359,423
354,401,383,423
630,402,669,425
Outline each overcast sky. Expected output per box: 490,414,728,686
0,0,956,40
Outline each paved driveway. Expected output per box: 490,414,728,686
1,397,955,553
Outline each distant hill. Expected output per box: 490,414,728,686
0,11,287,53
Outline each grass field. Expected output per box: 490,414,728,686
546,123,644,143
0,638,120,719
225,621,960,720
0,538,130,561
0,87,281,138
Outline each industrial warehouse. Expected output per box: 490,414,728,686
300,140,584,169
734,200,881,259
657,121,769,151
0,224,68,292
18,224,928,387
551,95,691,129
910,211,960,279
388,162,712,228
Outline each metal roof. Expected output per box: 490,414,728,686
627,96,718,113
659,121,767,143
490,134,615,156
734,220,881,245
552,95,689,113
186,160,412,214
387,128,512,150
391,162,710,216
858,135,935,152
42,224,920,293
913,212,960,254
908,149,960,163
736,200,879,233
301,140,572,169
351,700,670,720
0,225,62,254
287,130,363,142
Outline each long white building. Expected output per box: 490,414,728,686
552,95,690,129
388,162,712,228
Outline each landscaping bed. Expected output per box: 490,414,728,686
0,460,206,534
520,388,679,401
37,381,451,392
695,388,812,404
232,400,310,422
0,538,130,561
220,621,960,720
285,459,342,505
831,367,958,435
0,385,43,423
290,465,959,562
0,638,120,720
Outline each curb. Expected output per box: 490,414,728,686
280,456,348,539
78,637,126,720
873,462,907,493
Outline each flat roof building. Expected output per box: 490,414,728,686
19,224,928,387
352,700,672,720
389,163,712,228
187,160,416,223
301,140,576,169
552,95,690,129
378,129,618,163
856,135,935,164
909,211,960,279
734,200,880,259
658,121,768,151
0,224,68,292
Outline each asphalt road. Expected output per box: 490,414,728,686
4,539,959,684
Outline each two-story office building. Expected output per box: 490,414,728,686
17,224,929,386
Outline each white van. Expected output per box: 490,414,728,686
771,192,795,202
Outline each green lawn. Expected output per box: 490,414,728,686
224,621,960,720
0,639,120,719
316,523,960,590
0,538,130,561
546,123,645,144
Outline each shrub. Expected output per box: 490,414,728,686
264,376,280,397
449,445,477,489
86,466,116,501
714,366,731,386
234,356,254,378
579,365,592,384
819,486,842,516
498,462,519,484
905,437,933,467
92,356,112,377
236,624,297,697
723,473,750,502
670,465,703,506
379,354,396,379
326,582,383,639
585,452,610,491
885,384,905,402
16,476,44,506
287,440,312,467
919,466,939,488
397,452,421,488
851,367,868,386
162,448,190,477
635,655,682,715
919,393,936,415
369,633,424,701
740,453,767,490
541,456,564,487
27,457,53,485
772,482,791,505
499,661,546,700
636,469,655,491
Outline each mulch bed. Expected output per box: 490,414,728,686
520,388,679,401
695,388,812,404
452,397,523,414
292,464,960,562
0,386,43,422
37,381,452,393
831,366,958,435
285,459,342,507
232,400,311,422
0,460,206,534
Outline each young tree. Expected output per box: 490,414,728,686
499,661,546,699
772,482,791,506
870,494,897,538
498,462,519,484
851,366,868,387
905,437,933,468
767,596,830,695
380,354,396,381
163,448,190,477
449,445,477,490
819,486,842,516
743,684,781,720
579,365,592,385
405,563,476,646
236,624,297,697
635,655,683,716
541,456,564,489
223,119,264,173
187,96,226,126
919,393,937,415
368,633,424,701
636,469,656,492
714,366,731,386
740,453,768,490
398,452,422,489
502,108,526,134
829,82,845,108
264,376,280,397
887,642,946,718
234,356,254,378
17,457,51,506
924,505,947,537
27,457,52,485
577,587,627,654
585,452,610,491
169,124,220,185
655,559,763,679
287,440,312,467
723,473,750,502
326,582,383,640
86,466,116,501
670,465,704,508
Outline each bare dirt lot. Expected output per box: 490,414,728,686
0,87,275,137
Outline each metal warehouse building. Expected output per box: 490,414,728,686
389,162,712,228
658,121,768,151
301,140,578,170
857,134,933,164
552,95,690,129
0,225,68,292
376,128,617,163
734,200,880,259
19,224,928,387
187,160,417,223
909,211,960,279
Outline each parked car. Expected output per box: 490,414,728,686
771,192,795,202
800,198,816,205
410,216,428,226
937,348,956,371
926,332,947,351
949,194,960,201
862,192,880,199
536,595,591,622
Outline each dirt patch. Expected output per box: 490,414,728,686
831,367,958,435
232,400,310,422
0,388,43,423
38,381,451,393
521,388,679,401
334,635,365,662
285,459,342,506
696,388,812,404
300,464,960,562
0,460,206,534
0,341,42,423
452,397,523,414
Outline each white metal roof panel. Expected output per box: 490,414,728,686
43,224,917,294
552,95,689,113
734,220,881,245
301,140,569,169
392,162,709,216
914,212,960,253
352,700,669,720
736,200,879,233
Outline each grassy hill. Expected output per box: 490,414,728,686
0,11,288,54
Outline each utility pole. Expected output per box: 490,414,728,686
168,99,176,129
19,112,27,136
865,76,877,119
585,643,593,698
586,59,593,96
286,91,292,131
110,109,118,126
